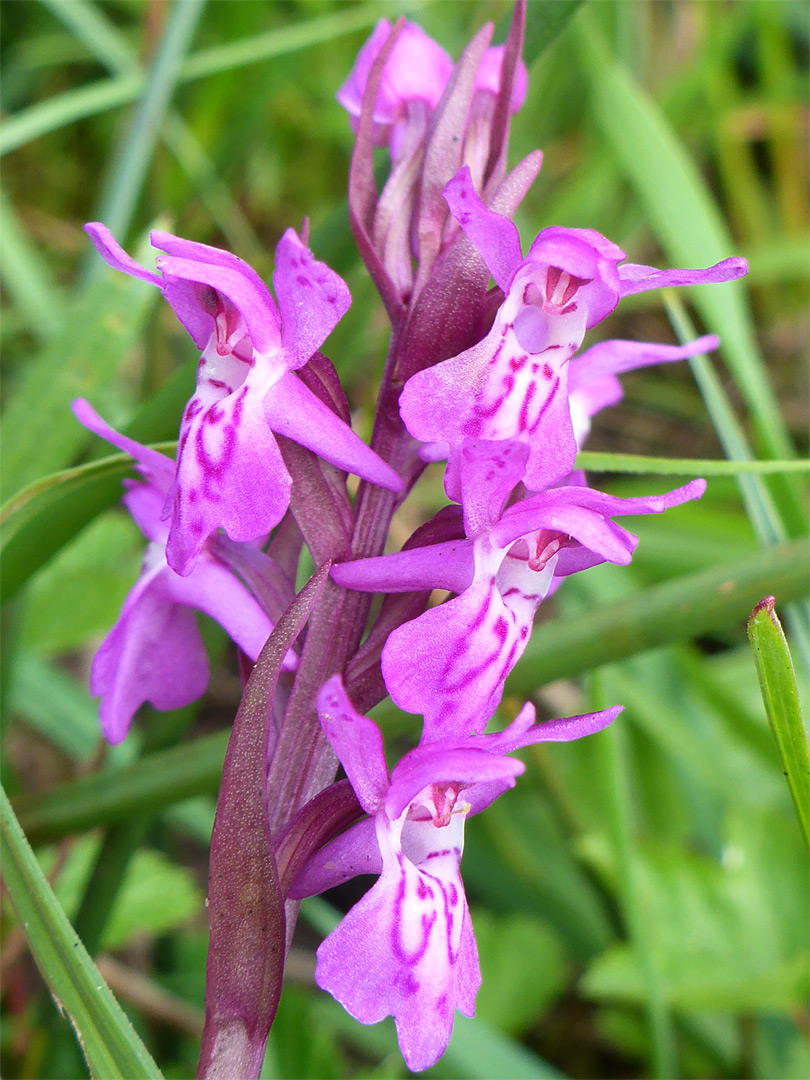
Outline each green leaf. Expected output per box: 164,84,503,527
0,442,175,603
508,538,809,692
748,597,810,846
0,785,163,1079
510,0,583,66
43,837,202,951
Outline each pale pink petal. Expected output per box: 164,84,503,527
618,257,748,296
72,398,174,492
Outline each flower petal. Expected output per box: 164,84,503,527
264,371,403,492
91,566,209,744
332,539,475,596
289,817,381,898
618,257,748,297
317,676,389,815
84,223,161,287
72,398,174,493
568,335,720,391
273,229,352,369
443,166,522,291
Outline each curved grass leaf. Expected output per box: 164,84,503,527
0,443,175,603
0,785,163,1079
748,598,810,846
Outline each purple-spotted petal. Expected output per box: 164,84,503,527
91,563,209,744
273,229,352,369
458,438,528,536
618,257,748,297
315,816,478,1073
443,166,522,291
166,382,291,576
317,676,389,815
381,564,535,740
264,371,403,492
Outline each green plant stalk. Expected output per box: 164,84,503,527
509,538,808,693
747,598,810,847
0,785,163,1079
589,691,675,1079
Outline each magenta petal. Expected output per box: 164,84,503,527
443,166,522,291
382,575,530,739
155,255,280,356
399,333,495,444
84,223,161,287
387,746,522,820
264,372,403,492
317,677,389,815
273,230,352,369
91,566,209,744
618,257,748,296
166,385,291,576
315,825,475,1072
72,398,174,492
289,817,381,899
569,335,720,391
331,539,475,596
167,555,274,664
459,438,529,536
479,705,623,755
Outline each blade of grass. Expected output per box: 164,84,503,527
588,679,675,1079
575,14,805,535
83,0,205,285
509,538,809,693
0,187,64,340
39,0,136,74
575,452,809,477
0,6,381,156
748,598,810,846
0,785,163,1079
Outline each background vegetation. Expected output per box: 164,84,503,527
1,2,808,1078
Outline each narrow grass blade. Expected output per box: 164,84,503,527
0,786,163,1079
13,731,228,846
509,539,809,692
748,598,810,846
575,15,805,534
576,452,809,477
85,0,205,283
1,6,380,156
39,0,137,74
0,443,175,603
516,0,583,66
0,187,64,340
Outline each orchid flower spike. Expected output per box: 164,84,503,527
290,675,620,1072
72,400,294,744
333,440,706,738
399,167,748,493
84,224,402,575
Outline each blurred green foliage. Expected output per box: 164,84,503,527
1,2,807,1079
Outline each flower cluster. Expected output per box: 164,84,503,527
76,9,747,1075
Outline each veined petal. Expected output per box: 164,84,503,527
91,564,209,745
273,229,352,369
264,371,403,492
382,567,532,739
459,438,529,536
155,254,281,357
443,166,522,291
317,676,389,815
332,539,475,596
387,746,522,820
315,814,477,1073
618,257,748,297
166,383,291,576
